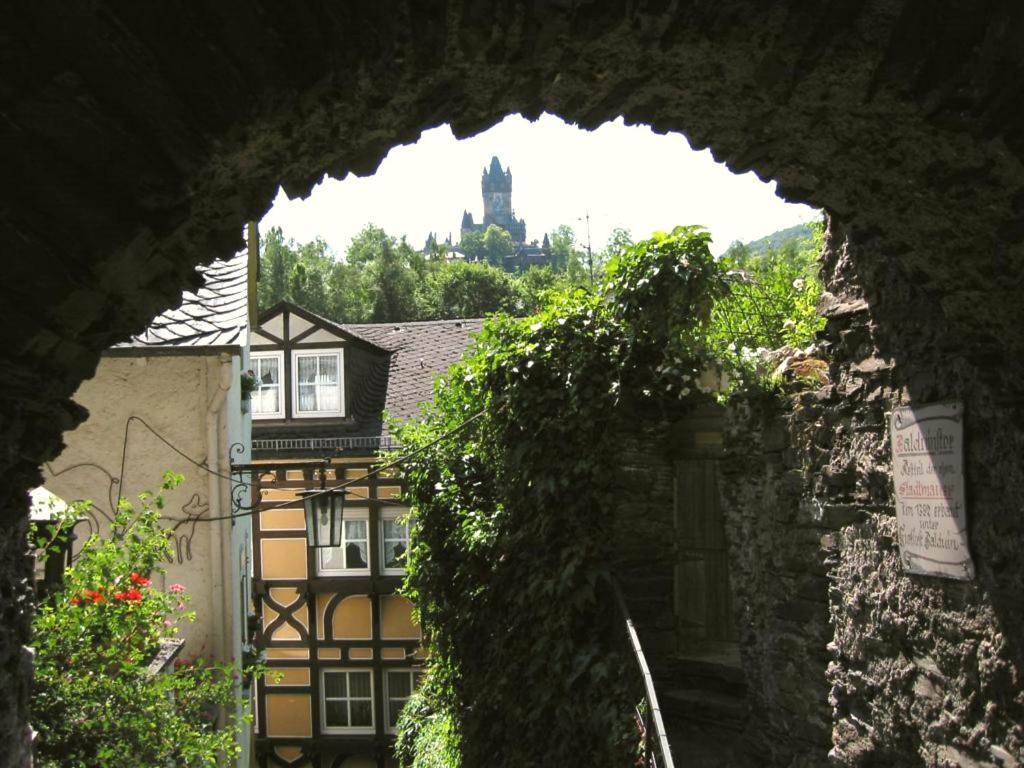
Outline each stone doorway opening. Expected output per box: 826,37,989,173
4,4,1024,767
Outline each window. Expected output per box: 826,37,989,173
292,350,344,417
321,669,374,733
381,510,411,575
250,352,284,418
318,513,370,575
384,670,423,732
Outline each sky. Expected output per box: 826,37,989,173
260,113,818,257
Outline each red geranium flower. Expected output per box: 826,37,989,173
125,588,143,601
69,596,81,605
129,572,151,587
83,590,104,604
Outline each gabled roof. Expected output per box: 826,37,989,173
340,318,484,424
256,301,389,355
112,253,248,352
250,303,482,451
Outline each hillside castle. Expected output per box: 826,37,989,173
424,156,553,271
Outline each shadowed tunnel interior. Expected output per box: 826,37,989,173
2,3,1024,766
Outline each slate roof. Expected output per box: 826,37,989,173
113,253,248,350
340,319,483,424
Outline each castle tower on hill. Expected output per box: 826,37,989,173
460,156,527,244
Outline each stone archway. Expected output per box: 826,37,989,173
3,3,1024,766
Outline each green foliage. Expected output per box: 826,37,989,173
480,225,515,267
457,230,485,262
396,226,740,767
712,219,826,362
595,226,634,272
511,264,563,314
31,473,251,768
259,222,595,323
258,226,338,318
416,261,519,319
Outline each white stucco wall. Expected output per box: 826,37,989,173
44,353,246,662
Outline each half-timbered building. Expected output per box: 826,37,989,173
248,302,480,768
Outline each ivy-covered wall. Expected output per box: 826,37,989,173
720,218,1024,767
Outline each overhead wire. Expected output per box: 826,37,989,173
158,410,484,523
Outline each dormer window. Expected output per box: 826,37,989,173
250,352,284,419
293,350,345,418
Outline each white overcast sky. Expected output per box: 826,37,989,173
260,113,817,257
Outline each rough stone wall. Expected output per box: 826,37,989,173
609,401,682,661
4,3,1024,764
821,220,1024,767
721,217,1024,767
719,392,834,767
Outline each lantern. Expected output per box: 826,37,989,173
299,488,346,548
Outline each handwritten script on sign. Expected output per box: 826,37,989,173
890,401,974,580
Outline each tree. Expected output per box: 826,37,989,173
416,261,519,319
258,227,336,317
31,473,251,768
346,224,393,266
326,260,371,322
365,237,420,322
482,225,515,268
257,226,297,309
513,265,568,314
459,230,486,261
547,224,590,283
595,227,633,271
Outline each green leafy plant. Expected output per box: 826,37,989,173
711,221,826,369
395,227,744,767
394,224,828,765
31,472,252,768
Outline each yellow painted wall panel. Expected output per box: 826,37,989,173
274,745,304,762
381,647,405,660
318,648,342,660
268,587,300,608
349,647,373,660
333,596,373,640
260,508,306,530
270,622,300,641
264,693,312,738
260,538,308,580
381,595,420,640
262,488,303,502
266,667,311,686
265,648,309,660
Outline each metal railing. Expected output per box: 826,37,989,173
251,435,398,453
610,576,676,768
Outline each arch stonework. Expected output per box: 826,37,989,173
3,3,1024,765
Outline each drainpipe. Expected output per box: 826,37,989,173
207,354,232,668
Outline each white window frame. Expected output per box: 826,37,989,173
320,668,375,735
317,510,370,576
383,668,422,733
291,349,345,418
380,509,411,576
249,351,285,420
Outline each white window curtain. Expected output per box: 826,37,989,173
297,354,339,413
318,516,369,573
254,356,280,414
323,670,373,729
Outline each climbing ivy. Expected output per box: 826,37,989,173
394,226,742,767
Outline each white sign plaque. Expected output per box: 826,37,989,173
890,401,974,580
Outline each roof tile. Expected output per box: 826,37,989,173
114,253,248,350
